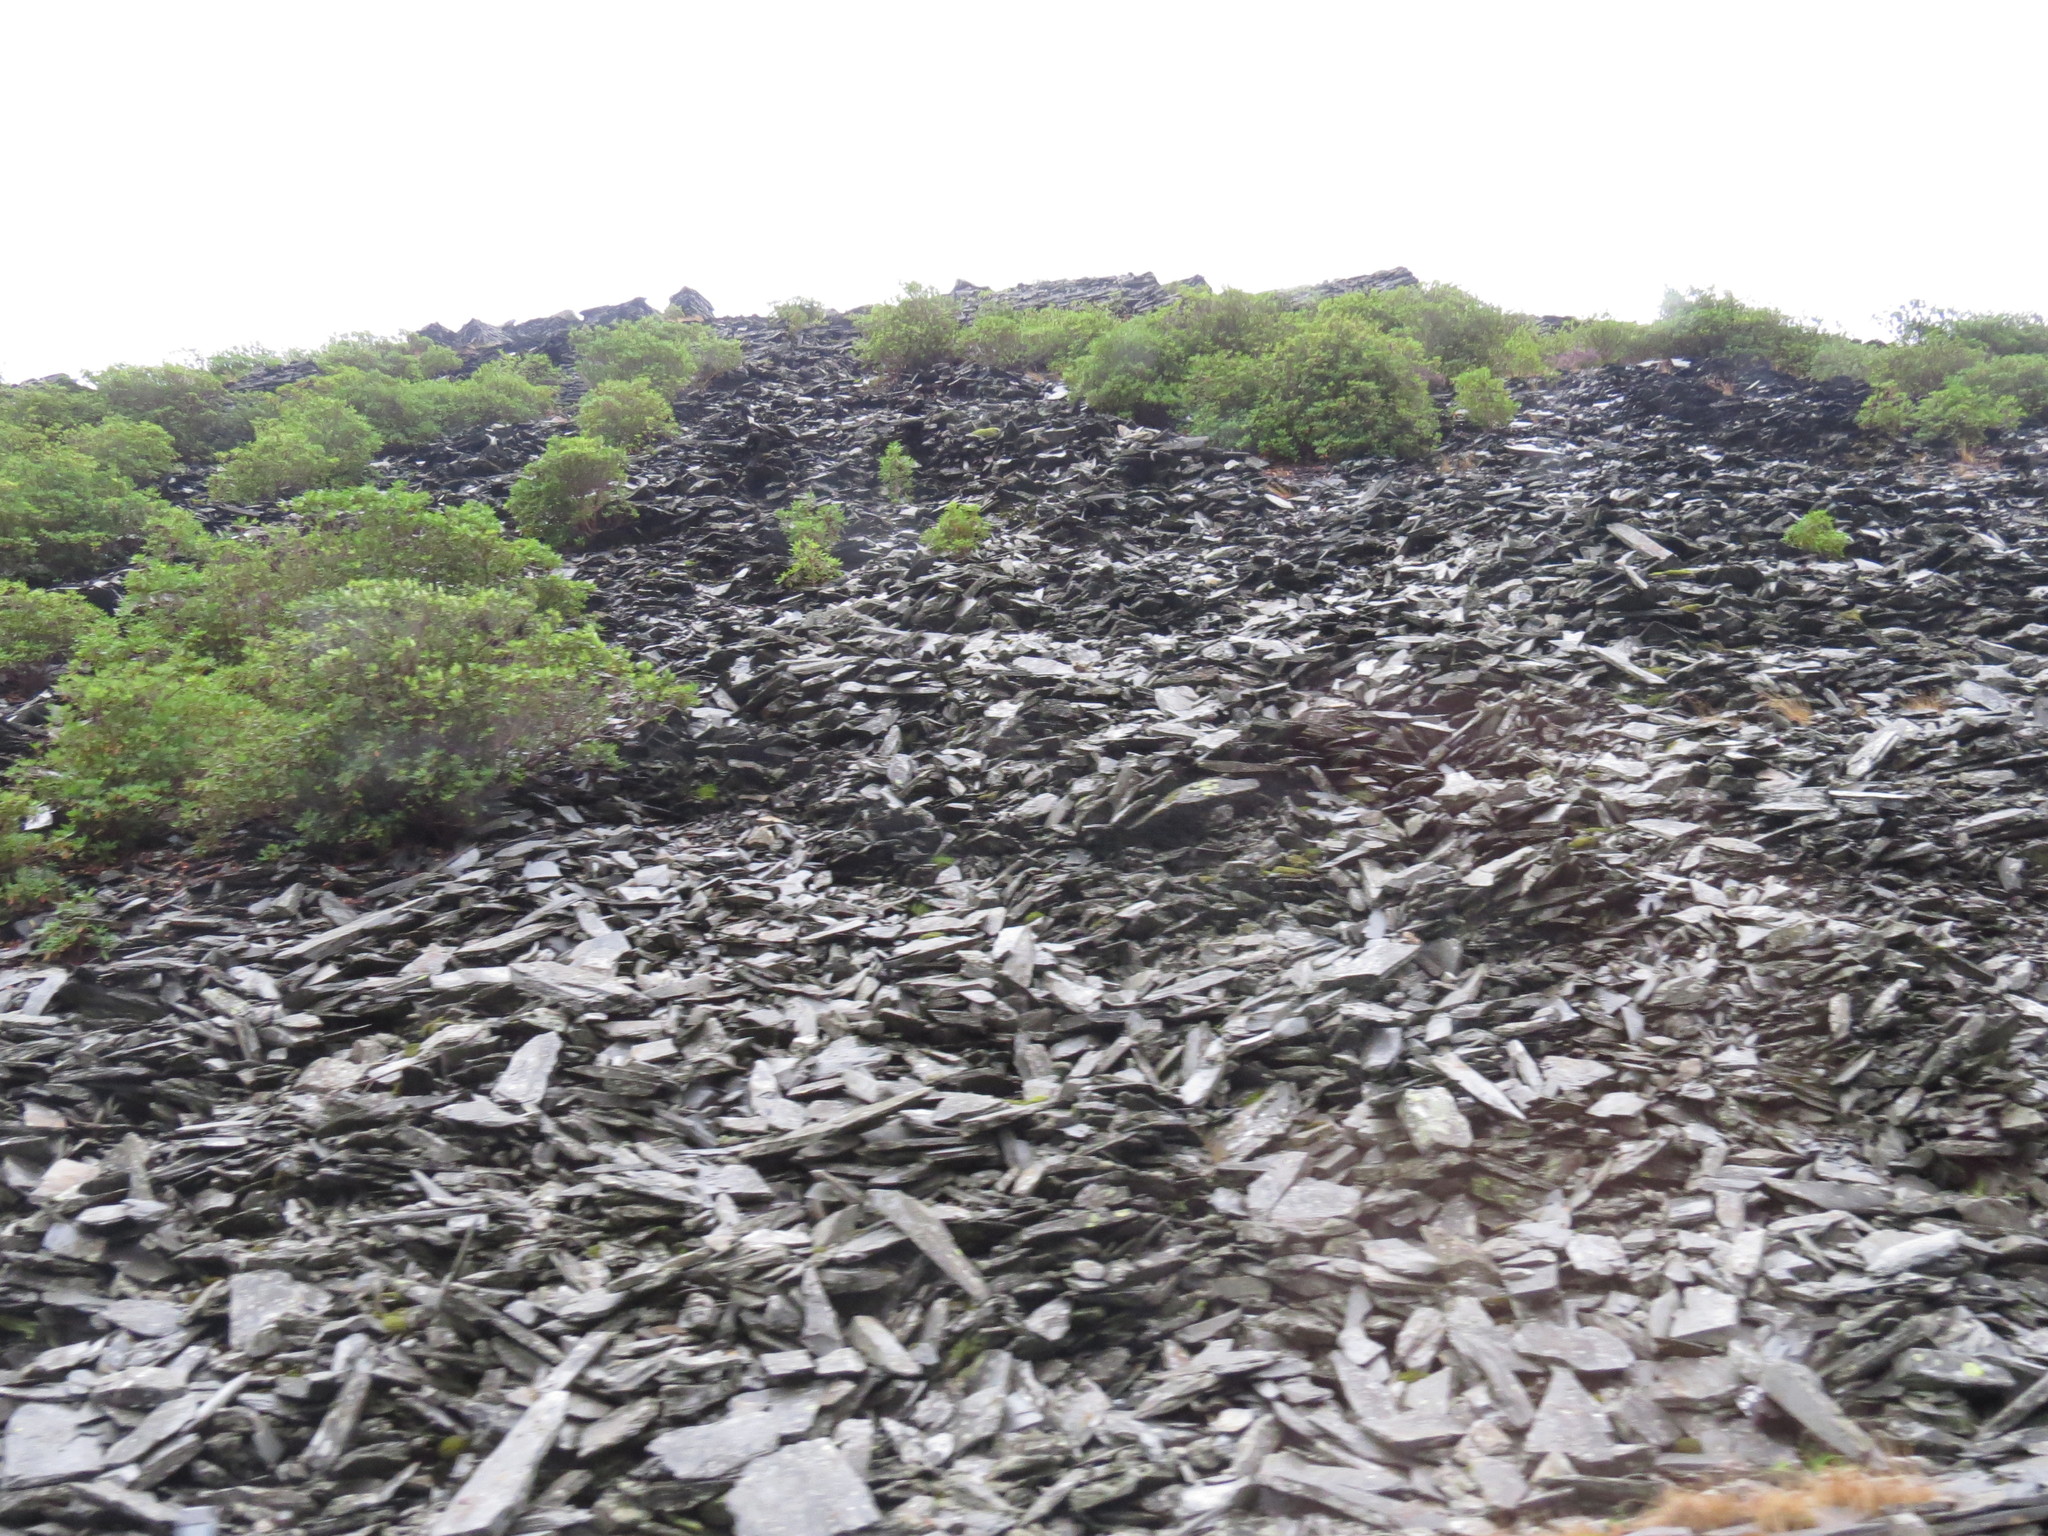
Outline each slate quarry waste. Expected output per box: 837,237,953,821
6,273,2048,1536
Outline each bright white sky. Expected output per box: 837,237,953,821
6,0,2042,381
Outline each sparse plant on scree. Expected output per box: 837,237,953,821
777,494,846,588
506,436,632,549
878,440,917,501
774,298,829,337
921,501,990,555
1452,366,1517,429
1783,508,1850,557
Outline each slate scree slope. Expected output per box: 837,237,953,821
9,271,2048,1536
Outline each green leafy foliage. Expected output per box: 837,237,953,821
62,418,179,483
774,298,829,336
1452,367,1516,429
1324,283,1545,377
1807,337,1886,382
575,317,740,396
960,304,1116,373
1065,289,1296,425
1910,382,2022,452
0,378,106,441
878,440,917,501
777,494,846,587
15,491,679,849
1855,384,1914,436
293,358,556,446
1783,508,1850,557
1894,302,2048,356
576,380,677,451
921,500,989,554
0,447,168,581
209,397,382,503
1644,289,1825,372
1185,312,1438,461
1953,355,2048,419
1868,336,1988,397
312,332,462,379
29,896,112,959
0,583,107,684
1540,317,1655,369
505,436,630,548
89,363,245,460
852,284,962,375
203,346,287,381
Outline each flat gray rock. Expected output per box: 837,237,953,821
724,1438,881,1536
648,1413,784,1481
1524,1369,1615,1456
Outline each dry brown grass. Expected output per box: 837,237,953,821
1901,691,1950,715
1538,1467,1941,1536
1761,695,1816,724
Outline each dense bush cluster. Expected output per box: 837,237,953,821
575,316,742,396
9,487,680,852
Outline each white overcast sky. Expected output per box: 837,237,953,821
5,0,2042,381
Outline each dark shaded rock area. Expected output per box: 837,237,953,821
7,278,2048,1536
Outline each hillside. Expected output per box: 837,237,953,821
4,274,2048,1536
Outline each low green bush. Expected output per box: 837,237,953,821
852,284,961,375
575,317,740,396
1807,337,1886,382
1953,355,2048,419
777,494,846,587
1644,289,1825,372
63,418,179,483
203,346,288,381
209,397,382,502
1868,336,1987,397
1783,508,1850,556
1896,303,2048,357
1910,382,2022,453
878,440,916,501
14,490,679,849
1452,367,1516,429
313,332,463,379
1065,288,1296,425
90,363,245,460
1185,312,1439,461
505,436,630,548
1541,317,1656,369
921,500,989,554
0,447,168,581
294,358,556,446
0,378,106,440
0,583,107,684
774,298,829,336
1324,283,1545,377
576,380,677,450
1855,384,1915,436
960,304,1116,372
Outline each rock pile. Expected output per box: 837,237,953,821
4,286,2048,1536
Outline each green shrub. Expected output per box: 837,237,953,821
63,418,179,483
576,380,676,450
1644,289,1824,373
774,298,829,336
1868,336,1987,397
1856,384,1914,435
1806,337,1886,382
1539,317,1654,369
1783,508,1850,557
1185,313,1438,461
313,332,463,379
90,363,244,460
119,486,583,666
878,440,917,501
960,304,1117,372
852,284,961,375
28,896,112,959
203,346,288,381
1452,367,1516,429
921,501,989,554
1953,355,2048,419
15,493,678,850
209,397,382,502
777,494,846,587
1910,382,2022,452
0,378,106,440
1064,289,1296,424
0,583,107,683
0,448,167,581
575,317,740,396
506,436,630,548
296,358,556,446
1324,283,1545,377
1896,304,2048,357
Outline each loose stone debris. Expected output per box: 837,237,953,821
4,276,2048,1536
